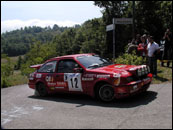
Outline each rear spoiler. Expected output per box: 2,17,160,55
30,64,43,70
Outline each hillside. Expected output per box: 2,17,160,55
1,25,73,56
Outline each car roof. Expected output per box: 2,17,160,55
47,53,94,62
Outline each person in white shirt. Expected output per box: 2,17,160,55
147,36,160,77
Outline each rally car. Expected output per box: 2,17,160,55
28,53,152,102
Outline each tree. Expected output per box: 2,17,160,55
94,1,129,24
15,56,22,70
94,1,172,57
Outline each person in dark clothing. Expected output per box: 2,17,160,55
135,34,142,45
161,29,172,67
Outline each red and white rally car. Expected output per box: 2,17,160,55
28,53,152,102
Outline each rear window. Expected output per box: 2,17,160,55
37,61,57,73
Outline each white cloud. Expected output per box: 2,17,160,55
1,19,81,33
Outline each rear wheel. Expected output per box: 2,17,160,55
36,83,48,97
97,84,115,102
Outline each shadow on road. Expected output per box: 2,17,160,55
28,91,157,108
154,76,169,82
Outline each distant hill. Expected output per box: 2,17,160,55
1,25,80,56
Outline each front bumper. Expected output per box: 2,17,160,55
28,83,35,89
115,77,152,99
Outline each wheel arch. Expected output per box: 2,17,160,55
35,81,45,91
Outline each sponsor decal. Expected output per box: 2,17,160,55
115,65,127,68
57,82,67,87
45,75,54,82
29,77,34,80
83,74,97,78
113,73,121,78
97,75,110,78
47,82,56,86
36,74,42,78
82,77,94,81
55,87,64,89
129,67,137,71
121,71,129,75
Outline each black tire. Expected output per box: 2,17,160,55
36,83,48,97
97,84,115,102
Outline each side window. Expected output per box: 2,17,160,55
57,60,79,73
38,61,57,73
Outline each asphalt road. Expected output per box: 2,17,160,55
1,83,172,129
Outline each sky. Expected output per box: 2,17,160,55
1,1,103,33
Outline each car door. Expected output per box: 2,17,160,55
56,59,83,92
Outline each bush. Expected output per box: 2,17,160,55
115,51,146,65
1,58,14,88
1,77,11,88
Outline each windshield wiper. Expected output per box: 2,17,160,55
88,63,100,68
99,62,113,67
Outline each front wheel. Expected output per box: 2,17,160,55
36,83,48,97
97,84,115,102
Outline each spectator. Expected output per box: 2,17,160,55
143,33,150,44
127,38,138,54
135,34,141,45
161,29,172,67
147,36,160,77
137,35,147,58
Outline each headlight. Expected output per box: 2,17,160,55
137,68,142,76
147,66,150,73
144,67,148,74
141,67,145,75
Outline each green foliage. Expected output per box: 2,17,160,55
115,51,146,65
21,41,57,76
1,53,8,58
15,56,22,70
1,25,68,56
1,57,14,88
134,1,171,42
6,71,28,86
53,18,106,57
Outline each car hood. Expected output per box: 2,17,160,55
88,64,140,77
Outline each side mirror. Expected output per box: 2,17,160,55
73,68,83,73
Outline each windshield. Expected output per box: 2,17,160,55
77,55,113,69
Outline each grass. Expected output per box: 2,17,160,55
152,60,172,84
1,55,28,87
1,55,24,64
6,70,28,86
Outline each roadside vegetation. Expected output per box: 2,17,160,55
152,61,172,84
1,55,28,88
